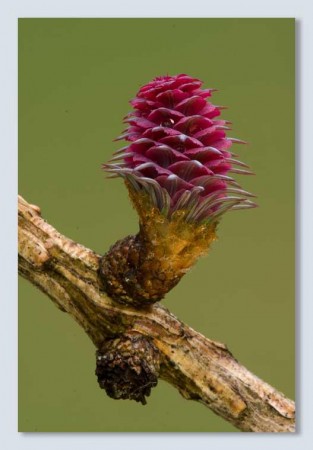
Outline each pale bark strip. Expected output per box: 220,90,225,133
18,195,295,432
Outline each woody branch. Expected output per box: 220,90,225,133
18,195,295,432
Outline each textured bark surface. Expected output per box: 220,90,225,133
18,195,295,432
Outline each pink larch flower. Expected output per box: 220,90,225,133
103,74,256,224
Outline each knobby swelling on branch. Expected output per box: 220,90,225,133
18,74,295,432
18,195,295,432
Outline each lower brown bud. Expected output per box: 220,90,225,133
95,332,160,405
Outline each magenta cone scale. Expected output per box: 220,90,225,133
103,74,256,223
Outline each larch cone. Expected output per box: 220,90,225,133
101,74,256,306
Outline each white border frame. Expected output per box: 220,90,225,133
1,0,312,448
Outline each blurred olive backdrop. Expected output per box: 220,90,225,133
18,19,295,432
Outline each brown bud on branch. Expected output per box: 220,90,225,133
99,184,217,306
96,332,160,404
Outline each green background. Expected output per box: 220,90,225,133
18,19,295,432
